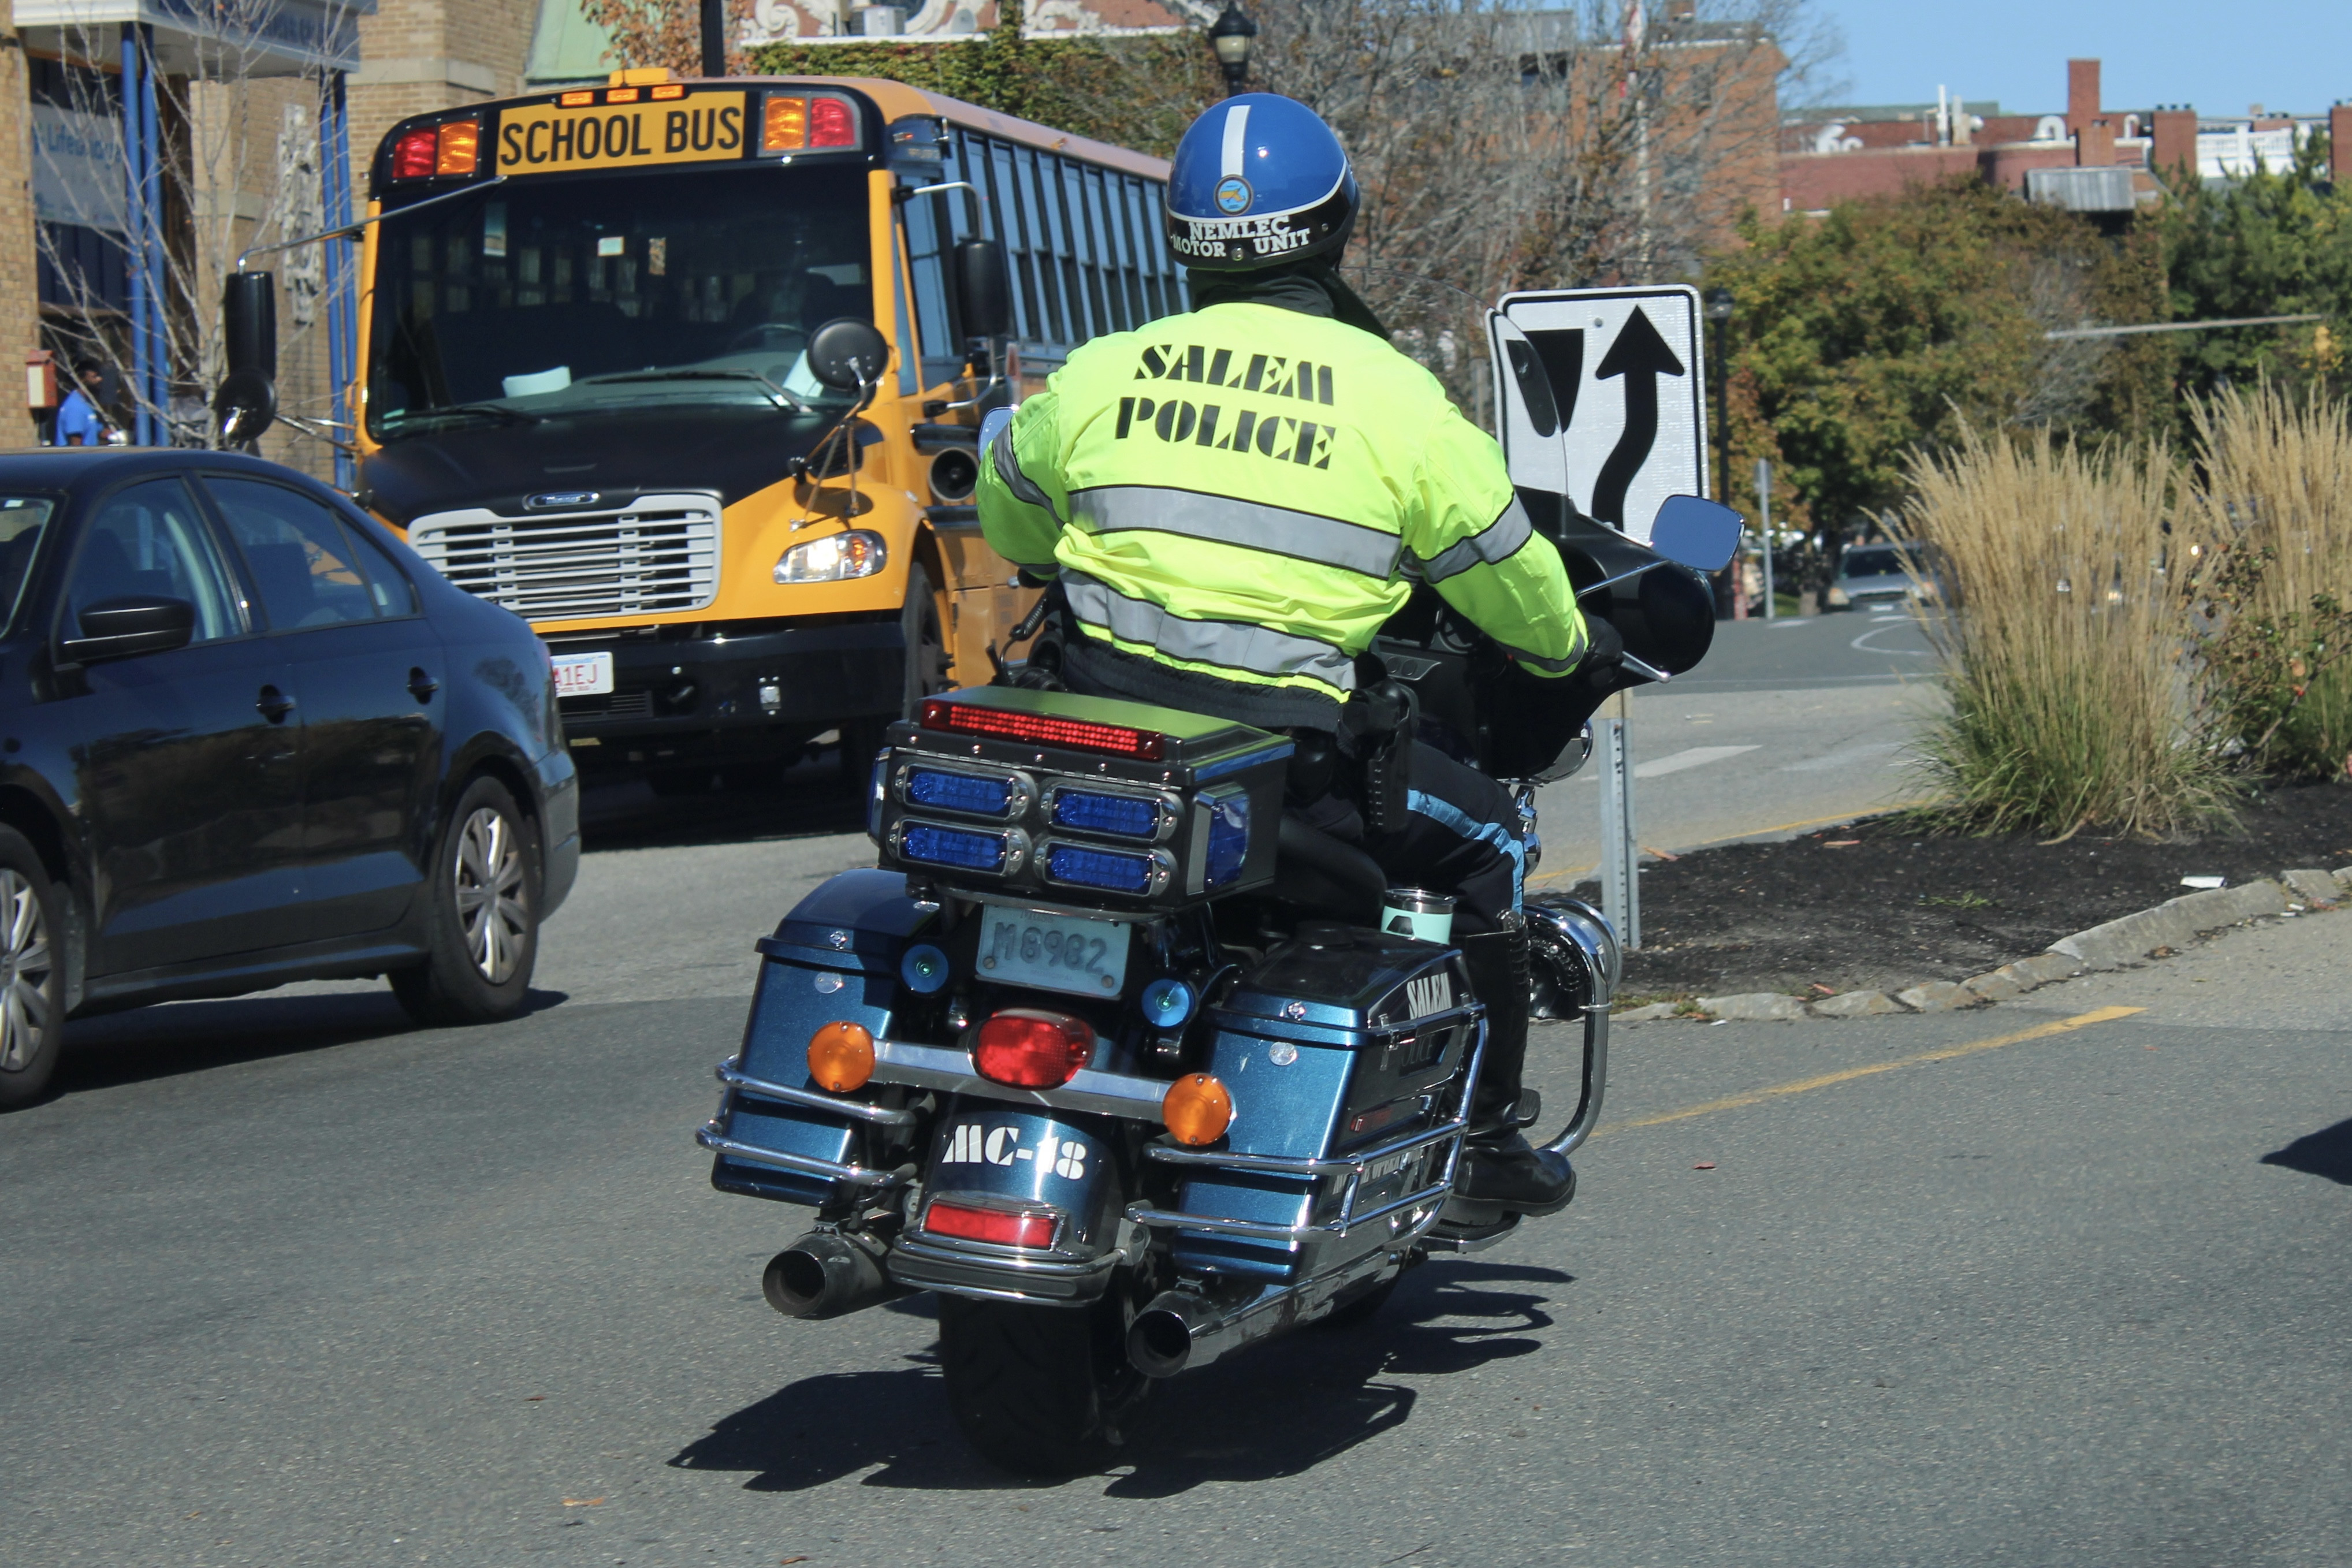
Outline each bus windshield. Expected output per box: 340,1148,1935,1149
367,163,873,439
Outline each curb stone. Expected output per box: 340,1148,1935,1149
1616,869,2332,1024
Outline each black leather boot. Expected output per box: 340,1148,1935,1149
1452,921,1575,1217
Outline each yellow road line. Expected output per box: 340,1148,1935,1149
1596,1005,2145,1135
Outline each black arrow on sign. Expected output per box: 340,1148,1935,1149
1587,306,1686,528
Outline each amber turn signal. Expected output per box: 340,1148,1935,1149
1162,1073,1233,1146
807,1021,876,1093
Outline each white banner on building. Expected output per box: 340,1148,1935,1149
31,104,128,234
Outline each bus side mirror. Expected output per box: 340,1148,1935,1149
217,271,278,445
954,237,1011,341
807,318,891,392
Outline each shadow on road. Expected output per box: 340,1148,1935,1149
578,748,867,854
47,986,568,1101
2261,1118,2352,1186
667,1259,1571,1498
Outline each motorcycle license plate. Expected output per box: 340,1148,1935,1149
551,650,613,697
976,909,1129,999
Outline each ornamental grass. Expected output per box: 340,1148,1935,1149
1901,425,2234,840
2181,385,2352,783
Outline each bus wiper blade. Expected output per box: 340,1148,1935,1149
576,368,809,410
383,402,541,433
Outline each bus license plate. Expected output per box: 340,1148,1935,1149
552,651,613,697
977,910,1129,999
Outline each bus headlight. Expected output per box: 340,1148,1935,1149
776,530,887,584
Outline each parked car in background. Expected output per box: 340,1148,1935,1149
1826,540,1948,610
0,448,579,1108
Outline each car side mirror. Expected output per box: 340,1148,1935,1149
59,595,196,664
1649,494,1743,573
218,270,278,444
953,237,1011,341
806,318,891,392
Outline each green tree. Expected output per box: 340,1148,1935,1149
2155,132,2352,412
1707,177,2160,554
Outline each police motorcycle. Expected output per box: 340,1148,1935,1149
693,358,1741,1474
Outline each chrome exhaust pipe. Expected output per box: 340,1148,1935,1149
1127,1283,1300,1378
761,1231,908,1320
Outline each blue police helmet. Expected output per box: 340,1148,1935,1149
1166,94,1359,272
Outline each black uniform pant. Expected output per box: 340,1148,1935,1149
1290,742,1525,935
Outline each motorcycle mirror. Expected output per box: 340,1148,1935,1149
806,318,890,392
977,406,1013,456
1648,494,1744,574
213,365,277,446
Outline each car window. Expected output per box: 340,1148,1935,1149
1840,548,1907,578
332,509,422,617
205,476,392,630
66,478,244,643
0,494,57,632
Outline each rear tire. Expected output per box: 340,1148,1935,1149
392,775,540,1027
0,828,65,1111
938,1290,1150,1476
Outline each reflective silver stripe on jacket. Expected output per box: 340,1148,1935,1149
991,424,1063,523
1406,495,1535,583
1497,633,1585,674
1070,486,1402,580
1060,570,1359,691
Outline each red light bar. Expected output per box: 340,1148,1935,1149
923,1200,1059,1249
920,698,1165,761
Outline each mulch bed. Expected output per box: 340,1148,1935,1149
1554,783,2352,1001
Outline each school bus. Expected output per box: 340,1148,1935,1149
352,70,1185,787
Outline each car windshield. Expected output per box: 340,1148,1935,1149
0,494,57,631
366,163,873,440
1840,547,1914,578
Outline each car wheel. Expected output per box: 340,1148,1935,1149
392,775,540,1027
0,828,65,1109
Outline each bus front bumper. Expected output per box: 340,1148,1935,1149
552,617,906,748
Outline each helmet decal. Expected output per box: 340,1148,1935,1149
1167,93,1360,273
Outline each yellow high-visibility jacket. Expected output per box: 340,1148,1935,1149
977,301,1587,723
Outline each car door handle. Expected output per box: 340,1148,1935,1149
256,685,295,723
407,667,440,703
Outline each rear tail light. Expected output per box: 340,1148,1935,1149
919,698,1166,761
973,1010,1092,1089
922,1198,1060,1249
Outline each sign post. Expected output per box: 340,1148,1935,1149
1756,457,1774,620
1488,285,1709,952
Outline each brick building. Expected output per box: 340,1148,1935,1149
1781,58,2352,218
2,0,39,448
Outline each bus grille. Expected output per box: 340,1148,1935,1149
406,494,722,622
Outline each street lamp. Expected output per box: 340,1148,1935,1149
1209,1,1257,98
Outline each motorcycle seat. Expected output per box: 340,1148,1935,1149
1271,815,1387,926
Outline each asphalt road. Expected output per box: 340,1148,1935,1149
9,893,2347,1566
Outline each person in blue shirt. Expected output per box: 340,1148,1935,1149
52,364,112,446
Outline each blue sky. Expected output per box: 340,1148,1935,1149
1811,0,2352,118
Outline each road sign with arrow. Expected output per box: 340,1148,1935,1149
1488,284,1709,545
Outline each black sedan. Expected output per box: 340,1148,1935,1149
0,448,579,1107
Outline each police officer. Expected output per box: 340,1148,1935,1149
976,94,1594,1214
